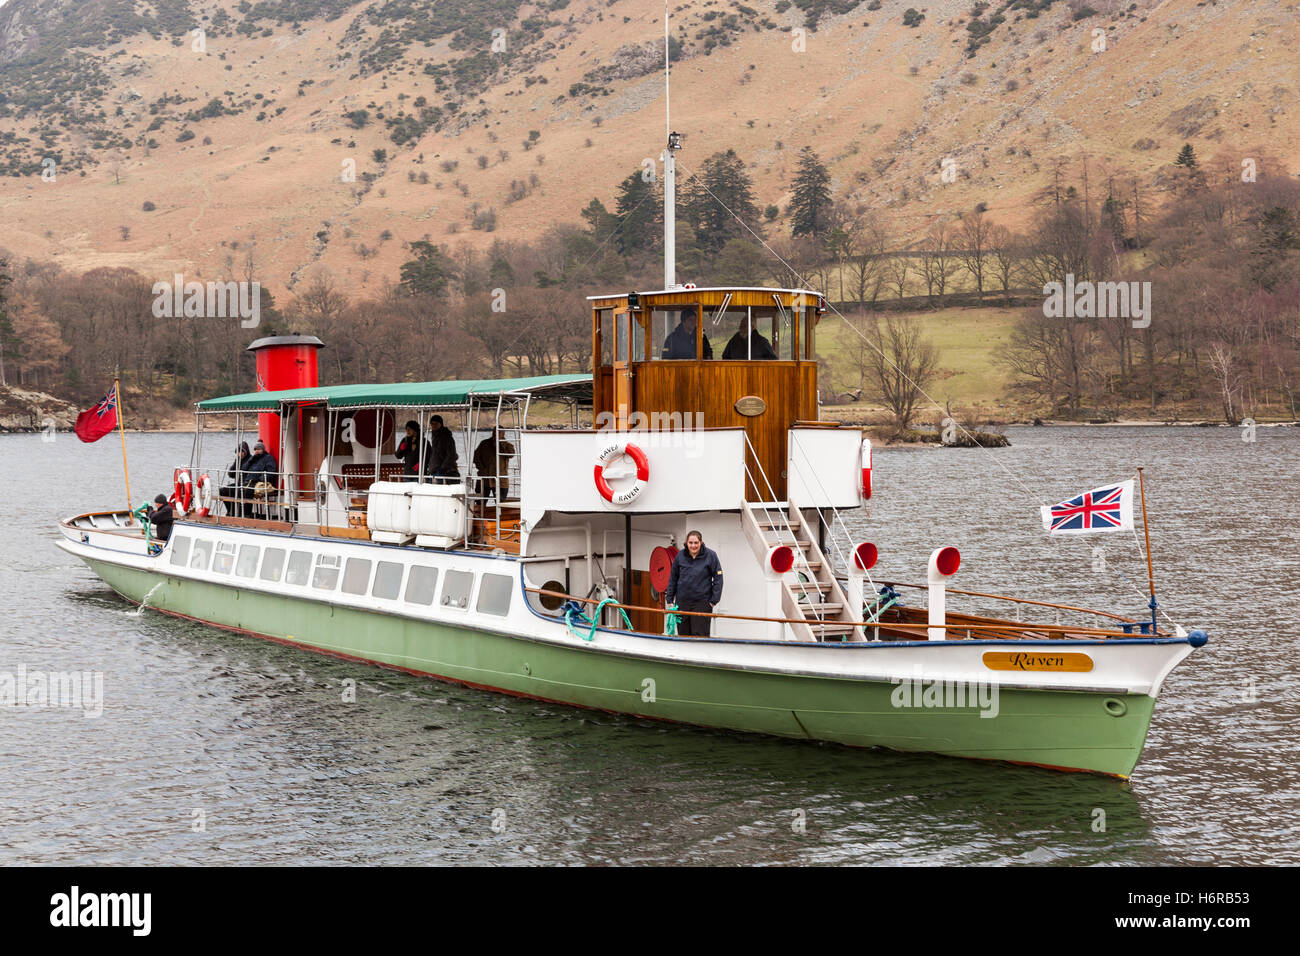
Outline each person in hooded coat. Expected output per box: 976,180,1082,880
219,441,251,516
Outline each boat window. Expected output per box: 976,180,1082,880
312,554,341,590
476,573,513,616
342,557,372,595
631,311,646,362
260,547,287,582
598,309,613,367
285,550,312,586
712,308,758,360
169,536,191,567
212,541,236,574
773,306,795,360
652,306,707,360
405,565,438,605
235,544,260,578
615,312,629,363
372,561,404,600
190,539,213,570
441,570,473,609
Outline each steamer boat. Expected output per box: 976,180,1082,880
56,130,1206,780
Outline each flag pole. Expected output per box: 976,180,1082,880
115,378,133,515
1136,466,1158,634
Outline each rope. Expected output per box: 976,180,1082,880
664,603,680,636
561,598,632,642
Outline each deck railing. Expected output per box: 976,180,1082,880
524,587,1146,642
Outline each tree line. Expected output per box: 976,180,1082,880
1,142,1296,425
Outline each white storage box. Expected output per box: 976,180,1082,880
366,481,415,544
411,483,466,548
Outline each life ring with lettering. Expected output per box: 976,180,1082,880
194,473,214,517
593,442,649,505
171,468,193,514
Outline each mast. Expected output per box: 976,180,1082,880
663,3,680,289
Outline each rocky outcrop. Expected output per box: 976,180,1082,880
0,383,79,432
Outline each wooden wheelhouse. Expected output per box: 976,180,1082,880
589,286,827,500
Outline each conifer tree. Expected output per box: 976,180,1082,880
790,146,833,241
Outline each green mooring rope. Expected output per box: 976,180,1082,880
564,598,633,642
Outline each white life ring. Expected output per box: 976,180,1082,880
194,473,214,517
593,442,649,505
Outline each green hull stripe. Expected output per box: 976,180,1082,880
86,559,1156,777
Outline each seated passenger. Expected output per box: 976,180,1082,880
396,420,421,480
244,439,279,498
145,493,174,542
721,315,777,360
219,441,251,516
661,310,712,360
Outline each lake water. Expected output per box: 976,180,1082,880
2,425,1296,865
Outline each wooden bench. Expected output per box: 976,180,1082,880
340,463,407,507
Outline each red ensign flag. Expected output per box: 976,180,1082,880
74,386,119,443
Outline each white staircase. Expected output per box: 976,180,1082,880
741,499,861,642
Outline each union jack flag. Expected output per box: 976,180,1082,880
1040,480,1134,535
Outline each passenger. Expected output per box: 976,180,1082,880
664,530,724,638
426,414,460,485
472,427,516,503
145,493,174,543
660,309,712,360
721,314,777,360
244,439,279,508
218,441,251,516
396,419,422,480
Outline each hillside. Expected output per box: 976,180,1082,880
1,0,1296,293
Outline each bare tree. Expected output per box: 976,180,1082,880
919,221,959,308
958,210,995,301
861,313,939,430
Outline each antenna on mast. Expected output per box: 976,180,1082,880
662,1,681,289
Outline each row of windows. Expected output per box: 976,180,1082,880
167,535,513,616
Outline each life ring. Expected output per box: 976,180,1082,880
593,442,649,505
194,473,214,517
171,468,193,514
861,437,872,501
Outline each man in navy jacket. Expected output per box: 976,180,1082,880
665,530,724,637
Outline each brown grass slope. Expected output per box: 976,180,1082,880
0,0,1296,293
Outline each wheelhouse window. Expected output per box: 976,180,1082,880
598,309,614,367
653,306,708,360
372,561,404,600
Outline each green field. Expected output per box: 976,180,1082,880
816,306,1021,412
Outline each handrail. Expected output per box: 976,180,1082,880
524,587,1141,639
869,580,1139,623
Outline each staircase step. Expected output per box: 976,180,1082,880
808,623,856,633
767,537,812,549
791,580,833,592
801,602,844,614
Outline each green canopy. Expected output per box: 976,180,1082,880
195,373,592,413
